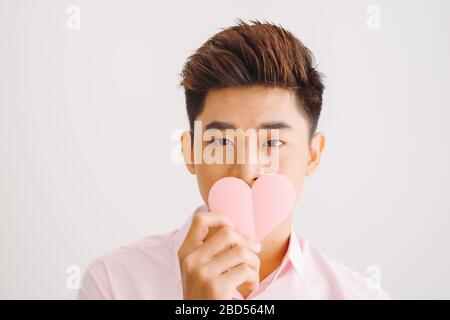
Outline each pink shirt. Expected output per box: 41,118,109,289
77,205,390,300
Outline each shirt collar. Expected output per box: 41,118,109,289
172,204,304,285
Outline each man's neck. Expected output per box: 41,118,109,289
258,228,291,281
237,219,292,299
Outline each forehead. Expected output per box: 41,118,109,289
199,85,306,129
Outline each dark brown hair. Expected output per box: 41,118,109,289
179,19,324,143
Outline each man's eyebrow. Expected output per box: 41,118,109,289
204,121,236,130
257,121,292,130
204,120,292,131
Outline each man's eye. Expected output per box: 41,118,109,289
210,138,234,146
263,139,284,148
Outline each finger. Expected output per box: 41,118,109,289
180,212,235,259
195,226,261,263
206,245,261,276
220,264,260,291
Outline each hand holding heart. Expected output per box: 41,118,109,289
177,173,296,299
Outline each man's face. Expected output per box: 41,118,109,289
182,85,325,207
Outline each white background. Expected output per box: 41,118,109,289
1,0,449,299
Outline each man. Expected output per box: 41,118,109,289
77,19,390,300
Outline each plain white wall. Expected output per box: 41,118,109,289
1,0,449,299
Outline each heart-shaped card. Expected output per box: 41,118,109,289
207,174,296,242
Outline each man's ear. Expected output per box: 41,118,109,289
305,132,326,176
181,131,196,175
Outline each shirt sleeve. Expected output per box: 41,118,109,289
76,259,113,300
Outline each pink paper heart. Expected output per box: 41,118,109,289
207,174,296,242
